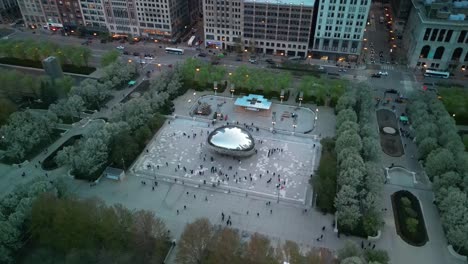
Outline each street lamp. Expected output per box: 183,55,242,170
299,96,303,107
272,121,276,130
292,124,297,133
157,63,162,71
213,81,218,95
230,83,235,98
280,94,284,103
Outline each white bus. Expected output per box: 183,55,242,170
424,70,450,79
165,48,184,55
188,36,196,46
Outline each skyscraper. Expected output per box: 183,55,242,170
402,0,468,71
203,0,315,57
312,0,371,61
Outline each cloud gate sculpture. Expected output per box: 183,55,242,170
207,125,256,157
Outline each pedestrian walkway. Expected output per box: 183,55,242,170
379,64,394,70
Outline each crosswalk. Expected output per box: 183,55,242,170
379,64,394,70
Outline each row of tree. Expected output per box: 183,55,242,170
227,65,292,94
334,86,385,236
55,66,181,180
176,218,389,264
408,93,468,253
0,60,138,162
0,110,59,161
0,40,92,66
0,177,66,263
299,76,346,106
26,194,171,264
0,69,74,126
179,58,293,94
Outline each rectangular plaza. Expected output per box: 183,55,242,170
133,118,319,204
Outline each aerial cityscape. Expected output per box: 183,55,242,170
0,0,467,263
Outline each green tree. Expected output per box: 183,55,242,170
244,233,278,264
101,50,120,67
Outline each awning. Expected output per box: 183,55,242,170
400,116,408,122
128,80,136,86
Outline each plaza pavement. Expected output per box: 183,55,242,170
133,118,319,204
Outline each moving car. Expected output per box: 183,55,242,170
379,71,388,76
133,52,140,56
116,46,125,50
248,58,257,64
198,53,207,57
371,73,381,78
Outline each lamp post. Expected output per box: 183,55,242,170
157,63,162,71
214,81,218,95
299,92,303,107
280,94,284,103
292,124,297,134
230,83,235,98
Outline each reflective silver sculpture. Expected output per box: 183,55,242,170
207,125,255,156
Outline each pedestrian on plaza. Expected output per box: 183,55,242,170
322,226,325,231
184,205,187,210
177,210,179,215
320,234,323,239
247,211,249,215
205,196,208,201
194,194,196,199
152,186,154,191
361,241,364,249
270,209,272,214
166,162,168,166
257,212,260,217
372,244,376,249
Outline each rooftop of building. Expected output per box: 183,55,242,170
412,0,468,25
244,0,315,7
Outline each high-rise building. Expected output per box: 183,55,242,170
402,0,468,71
312,0,371,61
102,0,140,36
80,0,107,31
243,0,315,57
188,0,201,25
0,0,20,23
137,0,189,41
203,0,243,50
203,0,315,57
17,0,84,29
17,0,47,27
390,0,412,20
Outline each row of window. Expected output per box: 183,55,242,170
243,33,308,42
244,40,307,50
423,28,453,43
322,0,369,5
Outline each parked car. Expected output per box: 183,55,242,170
123,51,129,55
265,58,275,64
371,73,381,78
236,55,242,61
133,52,140,56
198,53,207,57
248,58,257,64
116,45,125,50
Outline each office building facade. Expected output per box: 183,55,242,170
137,0,189,40
17,0,47,27
0,0,20,23
203,0,314,57
312,0,371,61
402,0,468,71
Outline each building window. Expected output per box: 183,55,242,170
430,29,438,41
434,46,445,60
445,30,453,42
423,28,431,41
